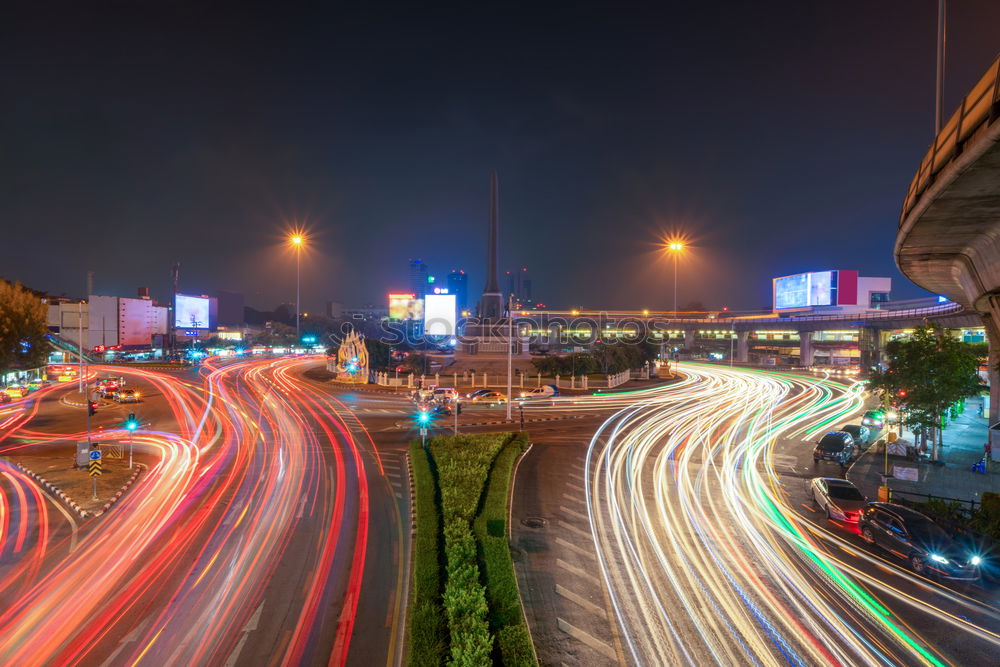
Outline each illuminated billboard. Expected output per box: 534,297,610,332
389,292,424,320
773,271,836,310
174,294,217,329
424,294,456,336
388,293,423,321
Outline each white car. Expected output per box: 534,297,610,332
809,477,867,523
517,384,559,401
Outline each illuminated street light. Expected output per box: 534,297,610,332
665,240,687,315
288,232,307,340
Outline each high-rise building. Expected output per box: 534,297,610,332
505,267,532,308
447,270,468,311
409,259,429,296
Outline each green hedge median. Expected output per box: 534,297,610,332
408,432,537,667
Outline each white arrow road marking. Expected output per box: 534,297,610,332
224,600,265,667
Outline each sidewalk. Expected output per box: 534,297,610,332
849,396,1000,506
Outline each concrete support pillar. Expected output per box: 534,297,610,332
798,330,814,367
684,329,695,350
984,310,1000,425
736,332,750,363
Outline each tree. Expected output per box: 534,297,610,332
252,322,298,347
364,338,392,370
403,352,430,375
867,325,982,460
0,281,49,379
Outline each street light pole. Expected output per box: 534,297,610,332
673,251,679,315
506,294,513,422
296,246,301,341
289,233,305,343
666,241,685,315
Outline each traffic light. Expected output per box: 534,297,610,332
417,411,430,425
88,401,97,416
125,412,139,431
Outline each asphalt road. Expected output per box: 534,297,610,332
0,357,407,666
513,363,1000,666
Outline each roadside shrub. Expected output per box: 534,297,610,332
443,520,492,665
412,432,535,667
433,435,509,666
408,442,446,667
497,625,536,667
472,433,537,665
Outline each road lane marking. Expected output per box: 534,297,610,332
556,537,596,560
559,505,589,522
224,600,265,667
39,486,78,553
556,584,607,617
556,617,616,659
99,617,151,667
558,520,593,540
556,558,601,585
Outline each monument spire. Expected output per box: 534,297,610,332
477,170,504,320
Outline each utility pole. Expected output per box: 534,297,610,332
77,300,84,394
171,262,180,356
506,293,513,422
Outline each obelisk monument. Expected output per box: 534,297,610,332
477,170,504,320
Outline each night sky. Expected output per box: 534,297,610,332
4,2,1000,312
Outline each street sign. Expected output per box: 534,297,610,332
419,427,428,437
89,449,102,461
88,460,103,477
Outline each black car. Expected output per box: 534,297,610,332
840,424,871,448
813,432,855,467
859,503,981,580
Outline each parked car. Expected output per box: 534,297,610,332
839,424,871,448
113,388,141,403
517,384,559,401
861,410,885,430
809,477,866,522
859,503,982,579
813,431,856,468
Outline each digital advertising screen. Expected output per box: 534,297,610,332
423,294,456,336
174,294,216,329
774,271,837,310
774,273,808,309
808,271,834,306
388,293,423,321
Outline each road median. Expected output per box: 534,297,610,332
408,431,537,666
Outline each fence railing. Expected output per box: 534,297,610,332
888,488,980,513
370,368,647,391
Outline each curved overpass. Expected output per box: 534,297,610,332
895,53,1000,416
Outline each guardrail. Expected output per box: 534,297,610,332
901,54,1000,224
